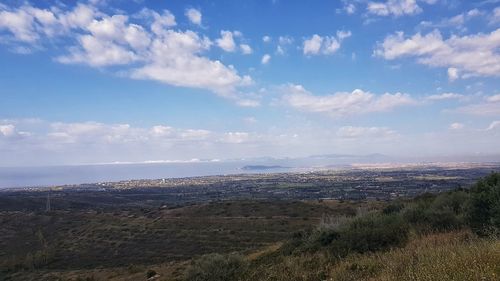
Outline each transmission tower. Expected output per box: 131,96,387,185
45,189,51,212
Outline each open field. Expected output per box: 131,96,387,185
0,199,379,280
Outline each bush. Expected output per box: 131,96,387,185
382,203,404,215
332,213,409,255
184,253,248,281
146,269,157,278
467,173,500,235
403,205,463,232
288,213,410,257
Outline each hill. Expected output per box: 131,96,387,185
0,173,499,280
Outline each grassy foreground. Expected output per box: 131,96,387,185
329,231,499,281
236,232,499,281
184,172,500,281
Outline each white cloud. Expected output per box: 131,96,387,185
0,3,254,104
243,117,257,124
337,126,398,139
448,67,459,81
425,92,463,101
490,7,500,25
130,29,250,96
336,30,352,41
150,11,176,35
454,95,500,116
276,45,285,55
47,121,215,145
221,132,250,143
185,8,202,25
2,118,500,167
345,3,357,14
486,94,500,102
150,125,174,137
303,31,351,55
281,84,416,117
0,124,17,137
303,34,322,55
58,4,97,30
180,129,211,140
0,3,97,44
262,35,271,43
449,122,464,130
240,43,252,54
486,120,500,130
0,123,31,140
275,36,293,55
261,54,271,64
216,30,236,52
58,34,139,67
367,0,422,17
236,99,261,107
420,9,484,31
374,29,500,79
279,36,293,45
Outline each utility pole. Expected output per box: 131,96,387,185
45,189,51,212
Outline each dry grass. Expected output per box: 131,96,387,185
244,252,335,281
328,231,500,281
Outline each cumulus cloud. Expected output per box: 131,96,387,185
486,120,500,131
281,84,416,117
0,3,255,105
454,94,500,116
185,8,202,25
449,122,464,130
419,9,483,31
2,118,500,166
216,30,236,52
486,94,500,103
275,36,293,55
337,126,398,139
240,43,252,54
374,29,500,79
0,124,16,137
0,119,284,165
0,3,97,45
0,124,26,138
129,29,252,96
425,92,463,101
490,7,500,25
221,132,250,143
303,31,351,55
261,54,271,64
47,121,214,145
447,67,459,81
343,2,357,14
367,0,423,17
146,9,177,34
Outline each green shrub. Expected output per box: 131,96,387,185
184,253,248,281
287,213,409,257
467,172,500,235
382,203,404,214
331,213,409,255
403,205,463,232
146,269,157,278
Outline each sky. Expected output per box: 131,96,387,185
0,0,499,167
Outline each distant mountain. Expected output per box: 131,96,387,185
241,165,289,171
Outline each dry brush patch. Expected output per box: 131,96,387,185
328,231,500,281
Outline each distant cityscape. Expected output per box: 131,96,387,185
4,162,498,210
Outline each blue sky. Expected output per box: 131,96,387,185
0,0,499,166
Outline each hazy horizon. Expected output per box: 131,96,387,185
1,0,499,167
